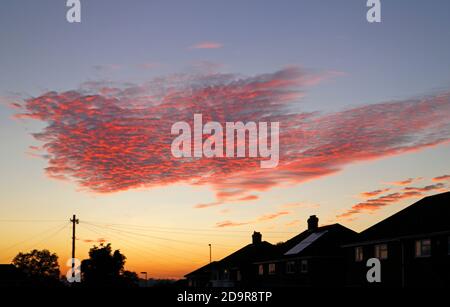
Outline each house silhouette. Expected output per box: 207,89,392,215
185,191,450,287
344,191,450,287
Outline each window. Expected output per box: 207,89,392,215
286,261,295,274
268,263,276,275
236,270,241,281
223,269,230,280
300,260,308,273
374,244,388,260
355,246,363,262
415,239,431,257
258,264,264,276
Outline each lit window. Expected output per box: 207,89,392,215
355,246,363,262
268,263,276,275
300,260,308,273
286,261,295,274
415,239,431,257
258,264,264,276
374,244,388,260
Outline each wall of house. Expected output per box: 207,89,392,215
254,257,347,287
345,235,450,287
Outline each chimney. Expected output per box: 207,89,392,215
252,231,262,244
307,215,319,231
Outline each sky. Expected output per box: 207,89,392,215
0,0,450,279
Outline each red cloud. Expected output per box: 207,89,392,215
403,183,446,192
432,174,450,182
189,41,223,49
215,210,290,228
194,194,258,209
280,202,320,209
215,220,250,228
388,177,422,186
337,183,447,220
13,68,450,203
194,202,221,209
78,237,107,243
257,211,290,221
360,188,391,198
285,219,301,227
236,195,259,202
337,191,423,220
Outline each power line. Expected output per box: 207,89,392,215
33,222,69,248
81,220,298,234
82,221,243,249
0,222,69,262
81,222,206,268
0,218,299,235
0,219,65,223
85,222,293,239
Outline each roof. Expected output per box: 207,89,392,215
219,241,279,267
285,230,328,255
280,224,356,257
350,191,450,244
184,261,218,277
185,241,278,277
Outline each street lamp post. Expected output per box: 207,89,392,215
209,244,212,264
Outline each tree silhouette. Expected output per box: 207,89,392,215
81,243,139,287
121,270,139,287
12,249,61,286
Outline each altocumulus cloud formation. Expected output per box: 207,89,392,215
13,67,450,204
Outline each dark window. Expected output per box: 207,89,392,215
355,246,363,262
374,244,388,260
286,261,295,274
415,239,431,257
300,260,308,273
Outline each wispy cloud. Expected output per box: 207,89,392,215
388,177,423,186
194,194,258,209
93,64,121,72
78,237,107,243
137,62,160,70
285,219,301,227
215,220,249,228
337,191,423,220
194,202,222,209
189,41,223,49
236,195,259,201
215,210,290,228
257,211,290,221
280,202,320,209
360,188,391,198
402,183,446,192
337,180,447,220
432,174,450,182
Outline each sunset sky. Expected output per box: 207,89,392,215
1,0,450,279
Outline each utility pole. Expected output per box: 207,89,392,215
70,214,79,279
209,244,212,264
141,272,148,287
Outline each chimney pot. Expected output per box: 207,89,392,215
307,215,319,231
252,231,262,244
